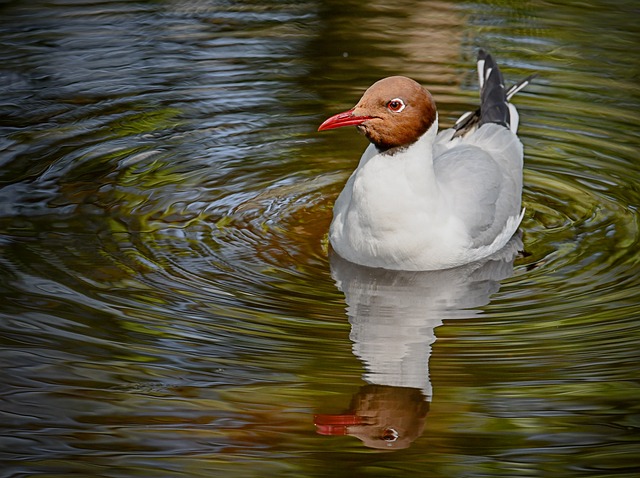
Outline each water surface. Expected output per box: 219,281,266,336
1,1,639,477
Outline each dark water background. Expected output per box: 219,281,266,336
1,0,639,476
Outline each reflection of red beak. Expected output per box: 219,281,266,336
314,414,363,435
317,109,373,131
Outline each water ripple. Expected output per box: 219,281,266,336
1,0,639,474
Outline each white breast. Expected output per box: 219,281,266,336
329,122,523,271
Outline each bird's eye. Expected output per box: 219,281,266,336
381,428,399,442
387,98,406,113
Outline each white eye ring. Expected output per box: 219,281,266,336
382,427,399,442
387,98,406,113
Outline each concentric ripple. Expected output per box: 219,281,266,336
1,0,639,476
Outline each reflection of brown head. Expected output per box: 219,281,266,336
315,385,429,450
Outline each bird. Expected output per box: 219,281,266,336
318,50,535,271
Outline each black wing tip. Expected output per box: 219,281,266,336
506,73,538,100
477,50,508,127
454,50,536,137
477,49,498,68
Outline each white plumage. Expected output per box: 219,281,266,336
319,50,534,271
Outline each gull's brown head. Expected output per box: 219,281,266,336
318,76,437,153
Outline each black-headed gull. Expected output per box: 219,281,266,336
319,50,534,271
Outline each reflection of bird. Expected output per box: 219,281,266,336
315,385,429,451
319,50,534,271
315,235,522,450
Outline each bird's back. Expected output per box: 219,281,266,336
434,124,523,249
433,49,530,251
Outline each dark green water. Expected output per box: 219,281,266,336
1,1,639,477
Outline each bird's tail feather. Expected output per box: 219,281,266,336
453,50,535,138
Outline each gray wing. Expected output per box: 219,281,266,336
436,50,527,247
434,124,523,248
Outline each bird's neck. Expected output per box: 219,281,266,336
360,116,438,166
378,115,438,158
353,118,440,202
382,117,439,181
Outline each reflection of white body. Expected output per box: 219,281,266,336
315,236,522,449
331,234,522,399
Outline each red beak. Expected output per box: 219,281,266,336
314,414,363,435
318,109,372,131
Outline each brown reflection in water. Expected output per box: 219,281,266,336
315,385,429,450
310,0,467,111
